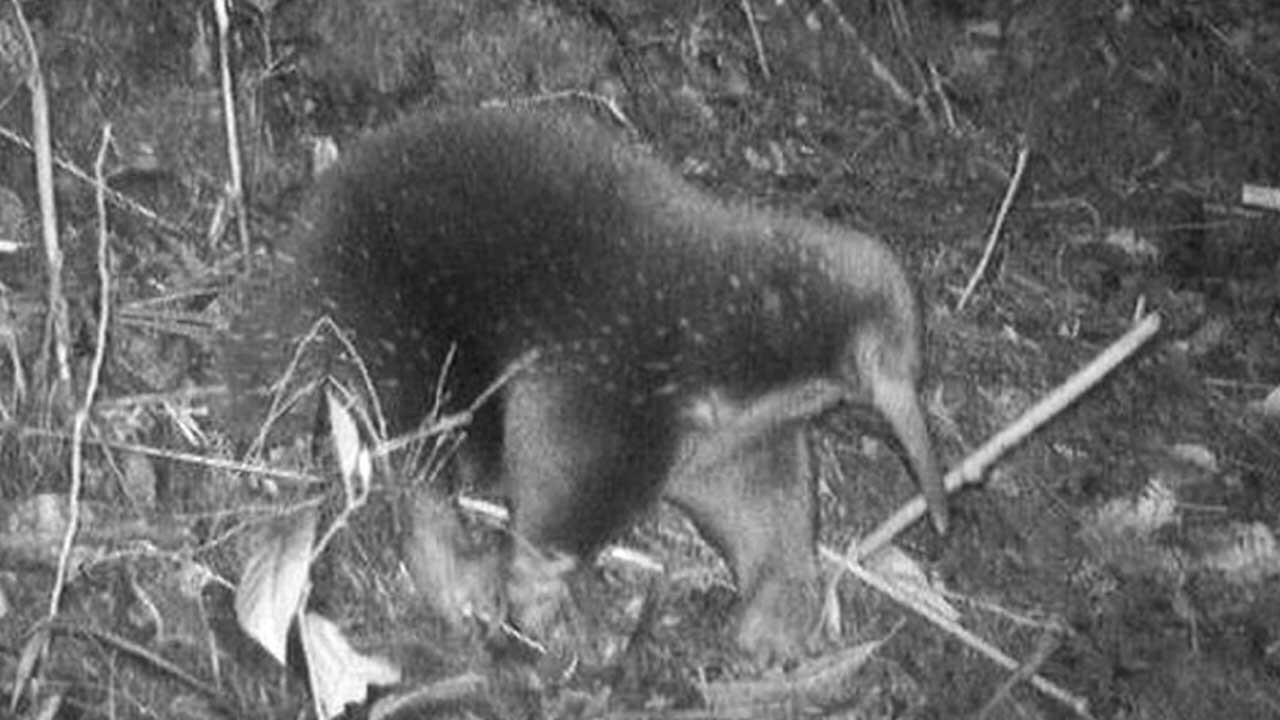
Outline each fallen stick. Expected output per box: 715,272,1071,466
819,546,1094,719
856,312,1163,558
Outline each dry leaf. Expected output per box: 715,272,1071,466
235,509,317,664
1248,384,1280,418
300,612,401,719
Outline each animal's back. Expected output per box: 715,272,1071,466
230,109,921,426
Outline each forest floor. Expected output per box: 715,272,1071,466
1,1,1279,718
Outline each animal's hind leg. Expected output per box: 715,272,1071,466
666,417,822,661
502,374,676,636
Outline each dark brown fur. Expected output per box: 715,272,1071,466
225,107,944,660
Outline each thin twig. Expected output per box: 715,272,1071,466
856,313,1163,557
48,127,114,621
45,620,229,705
93,385,228,410
738,0,770,80
122,286,224,309
928,62,958,134
15,425,325,485
9,0,70,390
322,317,390,439
0,125,189,235
116,306,222,342
957,144,1030,311
242,315,393,464
488,91,635,135
977,628,1063,718
375,349,539,458
213,0,251,257
885,0,932,115
7,11,74,701
819,0,931,124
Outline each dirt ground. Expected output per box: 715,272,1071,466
1,1,1279,718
